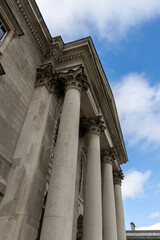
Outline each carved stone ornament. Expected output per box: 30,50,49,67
113,170,124,185
35,64,54,92
110,147,118,161
81,115,106,136
57,66,90,92
101,147,117,165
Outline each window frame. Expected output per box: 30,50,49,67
0,19,7,42
0,2,23,55
0,10,14,54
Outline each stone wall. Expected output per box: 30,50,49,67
0,1,44,197
0,28,42,161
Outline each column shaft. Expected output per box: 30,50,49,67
83,132,102,240
102,162,117,240
82,116,105,240
114,172,126,240
40,87,81,240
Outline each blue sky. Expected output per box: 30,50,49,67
36,0,160,230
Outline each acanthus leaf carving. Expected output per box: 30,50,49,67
101,147,117,165
113,170,124,185
35,64,54,93
57,66,90,92
81,115,106,136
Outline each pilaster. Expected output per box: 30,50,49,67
0,63,57,240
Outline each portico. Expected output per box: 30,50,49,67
36,61,127,240
0,2,128,238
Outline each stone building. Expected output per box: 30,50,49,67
126,230,160,240
0,0,128,240
126,223,160,240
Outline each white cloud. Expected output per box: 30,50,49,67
149,212,160,219
122,169,151,199
158,183,160,187
112,73,160,150
136,222,160,230
35,0,160,42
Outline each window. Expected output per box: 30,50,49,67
0,20,7,42
0,2,23,54
79,155,85,196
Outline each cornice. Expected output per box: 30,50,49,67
14,0,51,56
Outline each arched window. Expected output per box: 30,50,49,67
79,154,85,196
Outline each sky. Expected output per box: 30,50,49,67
35,0,160,230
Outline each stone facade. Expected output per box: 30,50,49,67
0,1,128,240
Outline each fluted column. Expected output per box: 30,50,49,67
40,66,89,240
101,148,117,240
82,116,105,240
114,170,126,240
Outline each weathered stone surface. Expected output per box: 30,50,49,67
0,3,43,162
0,155,11,179
0,85,58,240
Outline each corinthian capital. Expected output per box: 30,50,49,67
113,170,124,185
81,115,106,136
101,149,112,165
35,64,54,92
57,66,90,92
101,147,117,165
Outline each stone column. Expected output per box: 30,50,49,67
40,67,89,240
114,170,126,240
0,64,56,240
82,116,105,240
101,148,117,240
